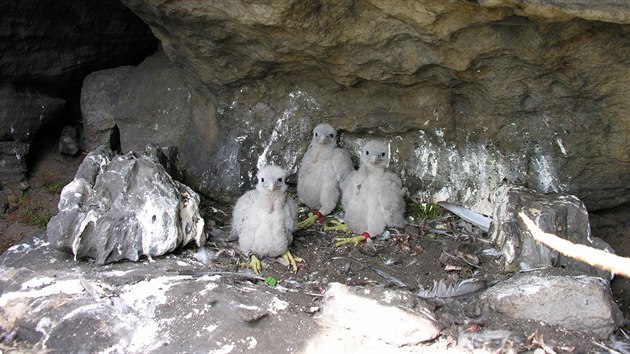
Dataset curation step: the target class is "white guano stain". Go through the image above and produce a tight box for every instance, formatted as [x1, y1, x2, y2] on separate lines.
[0, 279, 85, 307]
[556, 137, 567, 155]
[408, 130, 546, 215]
[531, 153, 560, 193]
[256, 90, 319, 170]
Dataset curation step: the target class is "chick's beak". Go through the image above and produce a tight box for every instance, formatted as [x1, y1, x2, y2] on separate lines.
[368, 154, 381, 164]
[316, 135, 330, 145]
[264, 180, 279, 191]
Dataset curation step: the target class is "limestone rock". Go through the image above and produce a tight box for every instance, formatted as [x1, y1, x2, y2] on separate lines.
[80, 51, 224, 198]
[81, 66, 135, 149]
[0, 232, 315, 353]
[315, 282, 440, 347]
[480, 270, 623, 339]
[489, 185, 614, 277]
[46, 144, 205, 264]
[478, 0, 630, 24]
[0, 84, 65, 183]
[0, 0, 157, 87]
[58, 126, 80, 156]
[100, 1, 630, 212]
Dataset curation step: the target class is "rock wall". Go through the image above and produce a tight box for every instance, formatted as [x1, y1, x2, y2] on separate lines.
[87, 0, 629, 213]
[3, 0, 628, 213]
[0, 0, 157, 87]
[0, 0, 158, 184]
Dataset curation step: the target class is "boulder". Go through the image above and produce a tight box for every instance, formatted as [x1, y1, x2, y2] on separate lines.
[0, 0, 157, 87]
[480, 269, 623, 339]
[490, 185, 614, 277]
[0, 232, 315, 353]
[313, 282, 440, 347]
[58, 126, 80, 156]
[47, 144, 205, 264]
[0, 84, 65, 183]
[80, 51, 225, 197]
[80, 66, 135, 150]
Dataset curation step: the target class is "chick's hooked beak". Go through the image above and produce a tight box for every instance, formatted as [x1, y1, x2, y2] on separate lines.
[263, 179, 280, 191]
[368, 153, 383, 165]
[316, 134, 331, 145]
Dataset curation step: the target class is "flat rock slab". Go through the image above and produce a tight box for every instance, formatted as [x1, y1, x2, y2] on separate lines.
[0, 233, 446, 353]
[313, 282, 440, 348]
[0, 233, 316, 353]
[480, 269, 623, 339]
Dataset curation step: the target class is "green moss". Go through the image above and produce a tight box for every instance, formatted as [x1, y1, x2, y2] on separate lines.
[409, 202, 444, 220]
[22, 208, 50, 229]
[43, 181, 64, 195]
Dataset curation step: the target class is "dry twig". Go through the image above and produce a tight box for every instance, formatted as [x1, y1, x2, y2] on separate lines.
[519, 212, 630, 278]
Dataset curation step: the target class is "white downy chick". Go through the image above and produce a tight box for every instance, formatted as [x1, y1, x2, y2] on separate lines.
[297, 123, 354, 227]
[231, 165, 300, 274]
[340, 139, 406, 238]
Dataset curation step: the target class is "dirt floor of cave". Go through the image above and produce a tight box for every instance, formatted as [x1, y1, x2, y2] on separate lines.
[2, 140, 630, 352]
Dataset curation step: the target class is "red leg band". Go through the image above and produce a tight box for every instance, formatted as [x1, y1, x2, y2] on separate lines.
[314, 211, 325, 223]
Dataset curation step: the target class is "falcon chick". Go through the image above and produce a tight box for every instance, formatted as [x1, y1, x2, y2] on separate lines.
[297, 123, 354, 229]
[231, 165, 302, 274]
[330, 139, 406, 246]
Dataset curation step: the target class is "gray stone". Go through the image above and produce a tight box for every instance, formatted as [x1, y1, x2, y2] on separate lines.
[81, 66, 135, 149]
[0, 0, 157, 87]
[0, 142, 29, 184]
[0, 232, 316, 353]
[80, 51, 220, 197]
[480, 270, 623, 339]
[0, 84, 65, 182]
[46, 144, 205, 264]
[314, 282, 440, 347]
[0, 85, 65, 143]
[58, 126, 80, 156]
[87, 0, 630, 211]
[478, 0, 630, 23]
[489, 185, 614, 278]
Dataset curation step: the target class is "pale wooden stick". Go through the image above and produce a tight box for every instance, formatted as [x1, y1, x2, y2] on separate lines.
[518, 212, 630, 278]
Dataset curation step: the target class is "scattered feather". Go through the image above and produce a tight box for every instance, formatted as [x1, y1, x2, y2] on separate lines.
[610, 334, 630, 354]
[416, 278, 487, 298]
[438, 202, 491, 232]
[195, 246, 217, 265]
[369, 267, 408, 288]
[458, 329, 516, 351]
[482, 248, 503, 257]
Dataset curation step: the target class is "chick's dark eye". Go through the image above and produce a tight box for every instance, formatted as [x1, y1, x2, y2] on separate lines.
[329, 133, 334, 138]
[261, 178, 265, 182]
[381, 152, 386, 157]
[314, 132, 319, 137]
[277, 178, 283, 183]
[365, 151, 369, 155]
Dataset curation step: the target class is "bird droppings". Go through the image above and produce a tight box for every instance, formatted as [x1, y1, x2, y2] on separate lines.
[0, 278, 85, 307]
[407, 130, 552, 215]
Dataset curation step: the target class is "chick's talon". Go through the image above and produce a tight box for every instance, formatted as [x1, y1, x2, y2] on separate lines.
[335, 235, 368, 247]
[242, 254, 266, 275]
[297, 212, 318, 229]
[323, 219, 352, 233]
[282, 250, 303, 272]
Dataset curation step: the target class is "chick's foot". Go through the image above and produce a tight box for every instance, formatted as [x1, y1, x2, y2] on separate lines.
[282, 250, 304, 272]
[323, 219, 352, 233]
[242, 254, 267, 275]
[335, 232, 370, 247]
[297, 211, 324, 229]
